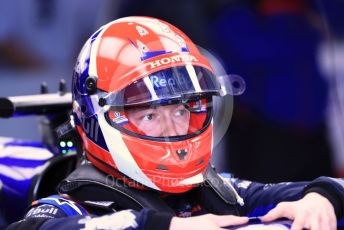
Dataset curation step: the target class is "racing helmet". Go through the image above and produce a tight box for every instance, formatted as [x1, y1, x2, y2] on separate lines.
[72, 16, 244, 193]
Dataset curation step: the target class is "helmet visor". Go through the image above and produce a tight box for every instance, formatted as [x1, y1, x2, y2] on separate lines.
[101, 65, 245, 107]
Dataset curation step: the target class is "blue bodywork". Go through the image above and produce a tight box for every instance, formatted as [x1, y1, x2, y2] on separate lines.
[0, 137, 54, 225]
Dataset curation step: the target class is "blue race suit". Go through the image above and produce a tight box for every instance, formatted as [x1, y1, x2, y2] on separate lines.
[6, 163, 344, 230]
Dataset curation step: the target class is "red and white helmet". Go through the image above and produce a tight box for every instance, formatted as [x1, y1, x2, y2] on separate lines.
[72, 16, 244, 193]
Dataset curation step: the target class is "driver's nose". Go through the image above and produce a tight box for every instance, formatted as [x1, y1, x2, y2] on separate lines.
[161, 115, 178, 137]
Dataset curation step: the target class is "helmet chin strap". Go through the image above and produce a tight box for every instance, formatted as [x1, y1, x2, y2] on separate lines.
[204, 165, 244, 206]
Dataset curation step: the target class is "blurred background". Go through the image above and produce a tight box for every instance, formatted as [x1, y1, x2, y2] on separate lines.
[1, 0, 344, 184]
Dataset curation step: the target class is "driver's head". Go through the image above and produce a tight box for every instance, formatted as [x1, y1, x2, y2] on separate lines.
[72, 16, 244, 193]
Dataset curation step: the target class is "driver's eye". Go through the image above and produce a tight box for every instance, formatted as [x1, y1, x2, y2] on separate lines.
[175, 109, 186, 116]
[143, 114, 153, 121]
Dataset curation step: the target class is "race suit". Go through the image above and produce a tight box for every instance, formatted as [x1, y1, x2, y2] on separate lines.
[6, 163, 344, 230]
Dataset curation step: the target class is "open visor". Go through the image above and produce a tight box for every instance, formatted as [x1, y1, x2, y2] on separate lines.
[100, 65, 245, 107]
[105, 98, 212, 140]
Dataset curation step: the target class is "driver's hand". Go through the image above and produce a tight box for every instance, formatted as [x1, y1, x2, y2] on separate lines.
[169, 214, 249, 230]
[261, 192, 336, 230]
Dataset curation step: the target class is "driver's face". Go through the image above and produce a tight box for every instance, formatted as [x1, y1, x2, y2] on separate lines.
[126, 104, 190, 137]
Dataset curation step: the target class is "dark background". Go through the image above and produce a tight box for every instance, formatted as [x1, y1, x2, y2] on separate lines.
[1, 0, 344, 182]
